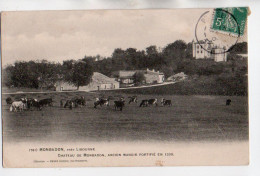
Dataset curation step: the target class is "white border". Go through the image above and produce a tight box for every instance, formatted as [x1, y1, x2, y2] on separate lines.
[0, 0, 259, 176]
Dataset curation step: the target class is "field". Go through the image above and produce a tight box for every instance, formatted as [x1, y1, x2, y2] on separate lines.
[2, 90, 248, 143]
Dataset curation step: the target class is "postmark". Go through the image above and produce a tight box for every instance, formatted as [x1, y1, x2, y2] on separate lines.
[195, 8, 248, 54]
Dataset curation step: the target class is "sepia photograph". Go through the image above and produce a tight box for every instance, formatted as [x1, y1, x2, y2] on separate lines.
[1, 7, 249, 167]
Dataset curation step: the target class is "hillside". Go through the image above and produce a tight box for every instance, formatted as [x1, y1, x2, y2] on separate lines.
[106, 75, 248, 96]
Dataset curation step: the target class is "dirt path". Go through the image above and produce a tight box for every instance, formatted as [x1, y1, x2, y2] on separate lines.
[2, 81, 177, 95]
[97, 81, 177, 91]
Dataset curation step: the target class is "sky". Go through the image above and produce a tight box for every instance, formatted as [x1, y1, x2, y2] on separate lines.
[0, 8, 237, 66]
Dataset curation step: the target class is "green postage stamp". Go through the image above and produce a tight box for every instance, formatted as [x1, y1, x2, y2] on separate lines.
[211, 7, 248, 36]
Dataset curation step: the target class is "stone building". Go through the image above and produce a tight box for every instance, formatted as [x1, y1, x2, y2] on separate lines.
[192, 39, 227, 62]
[55, 72, 119, 91]
[113, 68, 165, 87]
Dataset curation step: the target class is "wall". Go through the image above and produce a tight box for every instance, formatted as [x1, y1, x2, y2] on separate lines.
[78, 81, 120, 91]
[121, 78, 134, 84]
[57, 81, 120, 91]
[212, 49, 227, 62]
[193, 43, 212, 59]
[158, 75, 165, 83]
[144, 74, 159, 84]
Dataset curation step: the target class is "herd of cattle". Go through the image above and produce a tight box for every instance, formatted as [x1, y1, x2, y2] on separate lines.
[7, 97, 53, 112]
[5, 96, 173, 112]
[6, 95, 232, 112]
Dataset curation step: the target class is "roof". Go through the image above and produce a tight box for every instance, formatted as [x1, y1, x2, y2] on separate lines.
[167, 72, 187, 80]
[145, 70, 164, 75]
[118, 71, 136, 77]
[193, 39, 213, 44]
[237, 54, 248, 57]
[92, 72, 118, 84]
[120, 76, 135, 79]
[56, 72, 118, 86]
[116, 69, 164, 78]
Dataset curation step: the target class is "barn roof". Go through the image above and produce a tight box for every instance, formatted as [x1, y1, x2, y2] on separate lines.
[92, 72, 119, 84]
[114, 69, 164, 78]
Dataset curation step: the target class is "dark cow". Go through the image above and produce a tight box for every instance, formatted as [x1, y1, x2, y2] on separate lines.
[114, 100, 125, 111]
[27, 98, 39, 110]
[128, 96, 138, 104]
[30, 100, 42, 110]
[60, 99, 64, 107]
[140, 98, 158, 107]
[148, 99, 158, 106]
[39, 98, 53, 107]
[64, 100, 74, 109]
[226, 99, 231, 106]
[6, 97, 13, 105]
[139, 100, 149, 107]
[161, 98, 172, 106]
[73, 96, 86, 107]
[94, 98, 110, 108]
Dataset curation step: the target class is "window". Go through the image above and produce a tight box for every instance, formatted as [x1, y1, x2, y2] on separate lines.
[201, 50, 203, 53]
[197, 45, 199, 49]
[197, 51, 199, 53]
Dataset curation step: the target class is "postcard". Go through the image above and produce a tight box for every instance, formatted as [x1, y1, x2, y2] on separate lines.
[1, 8, 249, 167]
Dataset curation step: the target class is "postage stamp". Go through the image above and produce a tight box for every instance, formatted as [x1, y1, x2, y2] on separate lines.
[211, 7, 248, 36]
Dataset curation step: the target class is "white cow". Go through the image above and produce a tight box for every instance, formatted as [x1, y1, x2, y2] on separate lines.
[10, 101, 26, 112]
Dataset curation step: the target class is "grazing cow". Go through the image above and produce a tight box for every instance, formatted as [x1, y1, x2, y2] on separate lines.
[39, 98, 53, 107]
[226, 99, 231, 106]
[64, 100, 74, 109]
[60, 99, 64, 107]
[27, 98, 39, 110]
[73, 96, 86, 107]
[32, 101, 42, 110]
[114, 100, 125, 111]
[128, 96, 138, 104]
[148, 99, 158, 106]
[139, 100, 149, 107]
[10, 101, 26, 112]
[94, 98, 110, 108]
[6, 97, 13, 105]
[161, 98, 172, 106]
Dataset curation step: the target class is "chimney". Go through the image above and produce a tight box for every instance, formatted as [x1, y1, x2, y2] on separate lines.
[152, 69, 155, 72]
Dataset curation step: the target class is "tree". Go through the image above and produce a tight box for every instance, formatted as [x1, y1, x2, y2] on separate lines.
[134, 71, 145, 85]
[36, 60, 60, 90]
[146, 45, 158, 56]
[230, 42, 247, 54]
[112, 48, 125, 59]
[160, 65, 175, 78]
[69, 61, 93, 90]
[185, 42, 193, 59]
[2, 65, 14, 88]
[163, 40, 187, 56]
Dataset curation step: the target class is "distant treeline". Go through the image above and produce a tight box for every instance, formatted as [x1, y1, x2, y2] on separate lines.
[3, 60, 93, 90]
[2, 40, 248, 95]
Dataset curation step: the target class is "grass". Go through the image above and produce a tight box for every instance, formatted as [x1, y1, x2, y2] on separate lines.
[108, 76, 247, 96]
[2, 91, 248, 143]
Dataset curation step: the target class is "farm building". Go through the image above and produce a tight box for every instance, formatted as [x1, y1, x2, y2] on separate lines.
[55, 72, 119, 91]
[167, 72, 188, 82]
[113, 68, 165, 86]
[115, 71, 136, 84]
[144, 68, 165, 84]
